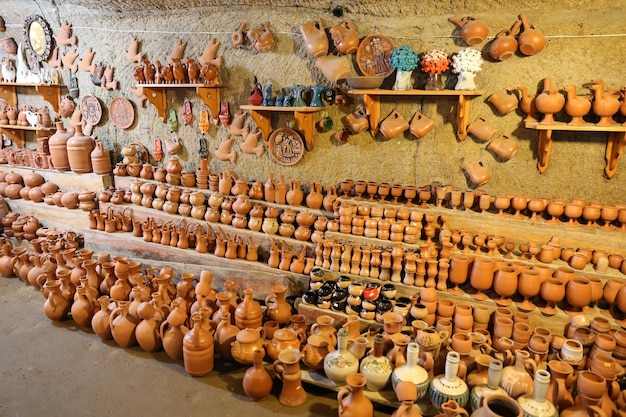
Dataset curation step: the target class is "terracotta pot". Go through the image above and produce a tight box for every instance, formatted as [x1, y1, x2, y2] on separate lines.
[300, 19, 328, 57]
[337, 373, 373, 417]
[488, 88, 519, 115]
[449, 16, 489, 45]
[66, 125, 95, 173]
[517, 14, 546, 56]
[464, 159, 491, 186]
[380, 110, 409, 140]
[90, 140, 111, 174]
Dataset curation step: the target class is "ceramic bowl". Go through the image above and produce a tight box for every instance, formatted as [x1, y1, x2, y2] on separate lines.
[345, 76, 385, 90]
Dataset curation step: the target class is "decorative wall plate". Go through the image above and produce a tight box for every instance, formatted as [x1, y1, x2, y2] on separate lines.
[109, 96, 134, 129]
[80, 94, 102, 126]
[268, 127, 305, 166]
[356, 34, 395, 77]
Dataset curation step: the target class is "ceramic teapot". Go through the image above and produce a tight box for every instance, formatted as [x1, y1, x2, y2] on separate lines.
[231, 326, 266, 365]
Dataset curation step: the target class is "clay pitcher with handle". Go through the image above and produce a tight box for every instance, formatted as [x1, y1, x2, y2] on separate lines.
[449, 16, 489, 45]
[517, 14, 546, 56]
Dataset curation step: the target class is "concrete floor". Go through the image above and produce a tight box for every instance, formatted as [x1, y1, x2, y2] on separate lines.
[0, 277, 394, 417]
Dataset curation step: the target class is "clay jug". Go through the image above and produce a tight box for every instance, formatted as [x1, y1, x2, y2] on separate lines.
[71, 285, 96, 330]
[380, 109, 409, 140]
[43, 280, 70, 322]
[472, 394, 524, 417]
[463, 158, 491, 186]
[499, 349, 536, 399]
[306, 181, 324, 209]
[48, 121, 72, 171]
[302, 334, 334, 370]
[90, 140, 111, 174]
[273, 348, 307, 407]
[518, 369, 558, 417]
[235, 288, 263, 329]
[265, 284, 292, 326]
[329, 20, 359, 55]
[300, 19, 328, 57]
[409, 112, 436, 139]
[449, 16, 489, 45]
[286, 179, 303, 206]
[183, 313, 215, 376]
[488, 88, 519, 115]
[468, 115, 496, 141]
[315, 54, 352, 83]
[489, 20, 522, 61]
[218, 171, 234, 195]
[337, 373, 374, 417]
[488, 134, 519, 161]
[66, 125, 95, 173]
[359, 334, 393, 392]
[243, 349, 273, 401]
[264, 172, 276, 203]
[91, 295, 114, 341]
[546, 360, 575, 410]
[517, 14, 546, 56]
[109, 300, 139, 348]
[0, 241, 14, 278]
[560, 393, 608, 417]
[160, 300, 189, 361]
[214, 311, 239, 362]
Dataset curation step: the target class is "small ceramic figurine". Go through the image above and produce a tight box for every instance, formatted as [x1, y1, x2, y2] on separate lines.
[1, 58, 15, 82]
[248, 77, 263, 105]
[125, 36, 143, 63]
[53, 21, 77, 46]
[247, 22, 275, 53]
[79, 47, 96, 73]
[262, 84, 274, 106]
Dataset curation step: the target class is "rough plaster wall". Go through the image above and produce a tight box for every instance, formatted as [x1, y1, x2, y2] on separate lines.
[2, 0, 625, 204]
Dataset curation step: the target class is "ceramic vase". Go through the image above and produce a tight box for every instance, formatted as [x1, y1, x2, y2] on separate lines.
[183, 313, 215, 376]
[360, 334, 393, 391]
[517, 369, 558, 417]
[324, 328, 359, 386]
[48, 121, 72, 171]
[337, 373, 374, 417]
[391, 342, 430, 400]
[273, 348, 307, 407]
[243, 349, 273, 401]
[66, 124, 95, 173]
[429, 351, 470, 411]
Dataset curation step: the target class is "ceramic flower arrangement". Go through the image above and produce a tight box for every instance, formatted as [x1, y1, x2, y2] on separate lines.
[420, 48, 450, 90]
[390, 44, 419, 90]
[450, 47, 483, 91]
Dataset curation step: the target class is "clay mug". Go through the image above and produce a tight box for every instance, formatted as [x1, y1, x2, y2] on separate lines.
[34, 153, 49, 169]
[343, 106, 369, 134]
[463, 158, 491, 186]
[517, 14, 546, 56]
[488, 88, 519, 115]
[329, 20, 359, 55]
[488, 134, 519, 161]
[333, 128, 350, 145]
[379, 109, 409, 140]
[300, 19, 329, 57]
[560, 339, 583, 363]
[317, 116, 333, 133]
[467, 115, 496, 142]
[488, 20, 522, 61]
[448, 16, 489, 45]
[409, 112, 435, 139]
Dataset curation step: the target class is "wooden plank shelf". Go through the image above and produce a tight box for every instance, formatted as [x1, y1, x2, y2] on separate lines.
[335, 197, 626, 258]
[0, 82, 66, 113]
[99, 202, 315, 260]
[239, 105, 324, 150]
[3, 198, 91, 231]
[82, 228, 309, 299]
[347, 89, 484, 140]
[0, 165, 113, 193]
[0, 125, 56, 149]
[525, 121, 626, 178]
[138, 83, 226, 123]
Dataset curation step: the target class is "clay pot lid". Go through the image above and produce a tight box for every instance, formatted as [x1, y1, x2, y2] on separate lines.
[236, 328, 262, 343]
[272, 328, 297, 341]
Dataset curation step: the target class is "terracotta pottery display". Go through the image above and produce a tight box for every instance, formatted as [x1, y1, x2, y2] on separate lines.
[48, 121, 72, 171]
[272, 348, 307, 407]
[243, 349, 273, 401]
[109, 300, 139, 348]
[43, 280, 70, 321]
[183, 313, 215, 376]
[329, 20, 359, 55]
[337, 373, 373, 417]
[67, 125, 95, 173]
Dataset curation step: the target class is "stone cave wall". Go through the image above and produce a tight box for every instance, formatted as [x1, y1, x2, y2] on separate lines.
[2, 0, 625, 204]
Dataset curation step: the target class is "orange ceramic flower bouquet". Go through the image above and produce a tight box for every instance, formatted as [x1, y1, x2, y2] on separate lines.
[420, 49, 450, 74]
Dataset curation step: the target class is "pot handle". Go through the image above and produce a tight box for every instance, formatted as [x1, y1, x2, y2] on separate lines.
[448, 17, 464, 28]
[272, 360, 284, 381]
[589, 405, 608, 417]
[337, 386, 351, 415]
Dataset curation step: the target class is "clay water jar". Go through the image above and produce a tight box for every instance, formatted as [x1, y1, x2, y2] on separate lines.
[379, 110, 409, 140]
[488, 134, 519, 161]
[463, 159, 491, 186]
[488, 88, 519, 115]
[517, 14, 546, 56]
[409, 112, 435, 139]
[488, 20, 522, 61]
[300, 19, 328, 57]
[467, 115, 496, 141]
[449, 16, 489, 45]
[329, 20, 359, 55]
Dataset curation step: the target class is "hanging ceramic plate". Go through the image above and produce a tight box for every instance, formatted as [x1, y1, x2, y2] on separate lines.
[356, 34, 395, 77]
[268, 127, 305, 166]
[109, 96, 135, 129]
[80, 94, 102, 126]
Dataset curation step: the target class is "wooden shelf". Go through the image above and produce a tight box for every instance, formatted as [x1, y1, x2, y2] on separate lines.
[0, 165, 113, 192]
[239, 105, 325, 150]
[347, 89, 485, 140]
[3, 198, 91, 231]
[137, 83, 226, 123]
[82, 228, 309, 299]
[0, 125, 56, 148]
[0, 82, 66, 113]
[525, 121, 626, 178]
